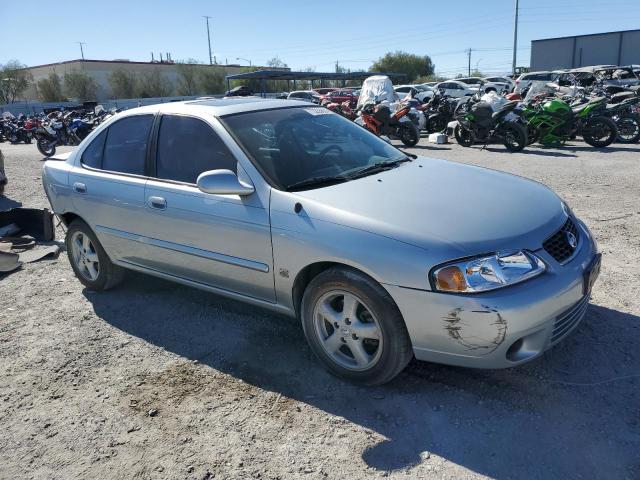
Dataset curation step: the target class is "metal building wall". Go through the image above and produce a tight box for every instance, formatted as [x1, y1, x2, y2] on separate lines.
[530, 30, 640, 71]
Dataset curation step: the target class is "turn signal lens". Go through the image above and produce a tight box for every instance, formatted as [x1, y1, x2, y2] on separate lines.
[434, 266, 468, 292]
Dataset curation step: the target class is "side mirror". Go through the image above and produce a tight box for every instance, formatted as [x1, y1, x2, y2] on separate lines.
[196, 169, 255, 196]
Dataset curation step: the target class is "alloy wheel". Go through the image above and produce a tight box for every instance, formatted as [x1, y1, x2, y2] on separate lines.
[312, 290, 383, 371]
[70, 231, 100, 281]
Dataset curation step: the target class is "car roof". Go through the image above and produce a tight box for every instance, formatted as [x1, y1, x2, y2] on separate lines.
[116, 98, 312, 118]
[288, 90, 315, 94]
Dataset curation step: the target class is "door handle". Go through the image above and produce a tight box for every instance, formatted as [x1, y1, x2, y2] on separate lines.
[73, 182, 87, 193]
[148, 196, 167, 210]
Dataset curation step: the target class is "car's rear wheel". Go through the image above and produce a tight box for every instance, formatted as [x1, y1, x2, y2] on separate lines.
[66, 219, 124, 290]
[301, 267, 413, 386]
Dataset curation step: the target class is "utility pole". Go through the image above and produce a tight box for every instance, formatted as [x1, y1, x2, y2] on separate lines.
[76, 42, 86, 60]
[512, 0, 519, 75]
[466, 48, 472, 76]
[203, 16, 213, 65]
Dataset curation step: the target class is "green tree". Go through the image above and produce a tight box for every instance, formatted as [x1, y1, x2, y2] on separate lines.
[176, 59, 201, 95]
[64, 70, 98, 101]
[266, 57, 287, 68]
[414, 74, 447, 84]
[0, 60, 32, 104]
[135, 68, 172, 98]
[198, 67, 226, 94]
[370, 51, 435, 83]
[37, 72, 65, 102]
[108, 69, 137, 99]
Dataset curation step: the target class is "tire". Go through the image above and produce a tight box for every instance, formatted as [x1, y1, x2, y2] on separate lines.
[582, 116, 617, 148]
[615, 114, 640, 144]
[37, 138, 56, 157]
[300, 267, 413, 386]
[527, 124, 539, 145]
[454, 123, 475, 147]
[501, 122, 527, 152]
[398, 123, 419, 147]
[65, 219, 124, 291]
[427, 114, 447, 133]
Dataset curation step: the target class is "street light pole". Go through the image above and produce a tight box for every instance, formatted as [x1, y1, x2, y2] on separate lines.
[76, 42, 86, 60]
[236, 58, 251, 67]
[512, 0, 519, 75]
[203, 16, 213, 65]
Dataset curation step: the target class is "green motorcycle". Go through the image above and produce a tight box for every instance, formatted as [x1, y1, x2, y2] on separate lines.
[522, 81, 618, 148]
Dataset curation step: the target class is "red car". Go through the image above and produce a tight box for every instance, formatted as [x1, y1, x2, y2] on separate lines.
[320, 89, 359, 107]
[313, 88, 337, 96]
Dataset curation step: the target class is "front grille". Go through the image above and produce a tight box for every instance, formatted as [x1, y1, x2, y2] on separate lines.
[543, 217, 579, 263]
[551, 296, 589, 344]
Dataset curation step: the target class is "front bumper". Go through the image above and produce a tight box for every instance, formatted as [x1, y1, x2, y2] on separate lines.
[385, 219, 599, 369]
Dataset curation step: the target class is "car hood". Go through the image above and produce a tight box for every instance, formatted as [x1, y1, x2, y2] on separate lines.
[293, 157, 566, 255]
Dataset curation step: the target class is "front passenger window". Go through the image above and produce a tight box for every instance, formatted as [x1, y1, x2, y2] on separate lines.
[156, 115, 237, 184]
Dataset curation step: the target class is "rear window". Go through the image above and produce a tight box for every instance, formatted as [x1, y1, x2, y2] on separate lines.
[102, 115, 154, 175]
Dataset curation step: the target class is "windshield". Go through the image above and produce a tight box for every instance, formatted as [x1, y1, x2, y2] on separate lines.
[222, 107, 407, 191]
[523, 81, 559, 103]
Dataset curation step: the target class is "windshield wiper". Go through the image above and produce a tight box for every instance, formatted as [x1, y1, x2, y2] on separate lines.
[344, 157, 413, 180]
[286, 175, 348, 191]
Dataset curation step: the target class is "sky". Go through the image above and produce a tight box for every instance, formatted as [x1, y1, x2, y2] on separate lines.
[1, 0, 639, 76]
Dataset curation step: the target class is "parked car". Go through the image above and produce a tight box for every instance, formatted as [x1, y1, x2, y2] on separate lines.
[457, 77, 511, 94]
[320, 89, 358, 107]
[225, 85, 253, 97]
[434, 80, 476, 97]
[287, 90, 321, 103]
[313, 88, 337, 96]
[394, 84, 434, 103]
[42, 98, 600, 385]
[484, 76, 515, 90]
[514, 71, 555, 94]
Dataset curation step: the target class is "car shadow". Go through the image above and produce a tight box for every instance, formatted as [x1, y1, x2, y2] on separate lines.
[84, 272, 640, 478]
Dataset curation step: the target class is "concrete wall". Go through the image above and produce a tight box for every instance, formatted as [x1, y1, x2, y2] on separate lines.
[19, 60, 275, 102]
[530, 30, 640, 71]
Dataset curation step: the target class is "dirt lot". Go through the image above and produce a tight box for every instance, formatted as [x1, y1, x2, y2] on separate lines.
[1, 140, 639, 480]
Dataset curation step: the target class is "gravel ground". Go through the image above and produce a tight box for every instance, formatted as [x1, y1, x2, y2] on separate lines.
[0, 140, 639, 480]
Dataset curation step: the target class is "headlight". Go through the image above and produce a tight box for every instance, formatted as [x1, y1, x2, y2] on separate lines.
[431, 250, 546, 293]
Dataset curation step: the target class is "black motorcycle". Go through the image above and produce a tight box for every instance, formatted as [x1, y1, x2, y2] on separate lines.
[454, 99, 528, 152]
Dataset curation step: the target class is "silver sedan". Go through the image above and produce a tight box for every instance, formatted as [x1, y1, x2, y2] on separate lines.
[42, 99, 600, 385]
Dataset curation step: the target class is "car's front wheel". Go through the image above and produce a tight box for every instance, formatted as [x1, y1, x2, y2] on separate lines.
[66, 219, 124, 290]
[301, 267, 413, 386]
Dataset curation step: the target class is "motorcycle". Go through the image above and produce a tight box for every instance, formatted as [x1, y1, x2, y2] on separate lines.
[522, 81, 618, 147]
[35, 110, 97, 157]
[453, 97, 528, 152]
[325, 100, 358, 120]
[357, 100, 420, 147]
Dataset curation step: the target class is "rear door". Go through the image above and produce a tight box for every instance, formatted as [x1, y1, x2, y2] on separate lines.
[69, 114, 155, 263]
[140, 114, 275, 301]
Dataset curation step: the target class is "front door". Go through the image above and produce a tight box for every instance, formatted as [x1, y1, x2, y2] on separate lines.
[139, 114, 275, 302]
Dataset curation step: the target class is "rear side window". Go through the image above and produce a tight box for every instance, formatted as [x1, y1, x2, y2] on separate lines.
[155, 115, 237, 184]
[81, 130, 106, 168]
[102, 115, 154, 175]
